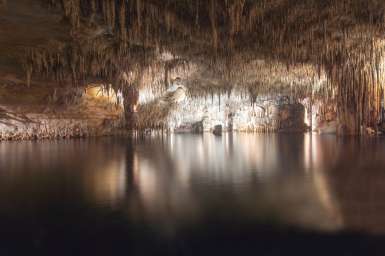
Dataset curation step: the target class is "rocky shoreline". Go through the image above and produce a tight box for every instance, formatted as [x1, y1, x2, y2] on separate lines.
[0, 117, 123, 141]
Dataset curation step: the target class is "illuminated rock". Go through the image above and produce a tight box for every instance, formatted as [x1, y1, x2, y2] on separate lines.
[164, 92, 306, 133]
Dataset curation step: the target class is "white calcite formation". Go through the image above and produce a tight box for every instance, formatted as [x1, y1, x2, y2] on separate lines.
[162, 90, 307, 133]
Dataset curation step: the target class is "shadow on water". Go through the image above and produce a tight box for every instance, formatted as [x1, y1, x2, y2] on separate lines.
[1, 134, 385, 255]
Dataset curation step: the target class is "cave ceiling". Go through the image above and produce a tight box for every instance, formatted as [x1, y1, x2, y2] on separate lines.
[0, 0, 384, 98]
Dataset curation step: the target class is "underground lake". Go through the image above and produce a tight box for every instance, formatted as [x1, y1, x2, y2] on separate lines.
[1, 134, 385, 255]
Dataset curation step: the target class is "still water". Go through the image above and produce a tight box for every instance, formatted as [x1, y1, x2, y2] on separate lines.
[1, 134, 385, 255]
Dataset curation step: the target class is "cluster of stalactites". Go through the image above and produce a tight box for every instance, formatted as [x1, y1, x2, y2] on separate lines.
[24, 0, 385, 134]
[23, 38, 158, 89]
[32, 0, 273, 81]
[33, 0, 385, 79]
[324, 39, 385, 134]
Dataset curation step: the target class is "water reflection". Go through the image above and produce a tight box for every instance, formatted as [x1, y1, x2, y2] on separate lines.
[128, 134, 343, 234]
[2, 134, 385, 236]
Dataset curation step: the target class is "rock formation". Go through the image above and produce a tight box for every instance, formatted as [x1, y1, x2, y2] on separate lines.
[2, 0, 385, 137]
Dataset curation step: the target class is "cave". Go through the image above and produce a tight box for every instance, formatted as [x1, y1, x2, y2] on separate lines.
[2, 1, 385, 255]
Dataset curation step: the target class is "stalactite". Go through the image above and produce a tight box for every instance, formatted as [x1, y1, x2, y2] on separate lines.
[136, 0, 142, 35]
[163, 64, 169, 90]
[209, 0, 218, 52]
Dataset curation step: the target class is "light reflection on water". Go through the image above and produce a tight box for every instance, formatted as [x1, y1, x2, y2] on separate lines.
[1, 134, 385, 236]
[129, 134, 343, 234]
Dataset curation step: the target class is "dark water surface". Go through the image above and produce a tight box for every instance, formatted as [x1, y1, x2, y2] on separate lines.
[1, 134, 385, 255]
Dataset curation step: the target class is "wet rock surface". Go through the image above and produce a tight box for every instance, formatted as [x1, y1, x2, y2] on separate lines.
[165, 93, 307, 133]
[0, 115, 121, 141]
[0, 86, 124, 141]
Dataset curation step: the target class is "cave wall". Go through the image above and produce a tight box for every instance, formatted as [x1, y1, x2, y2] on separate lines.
[0, 115, 118, 141]
[2, 0, 385, 136]
[163, 91, 307, 133]
[0, 85, 124, 141]
[168, 94, 305, 132]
